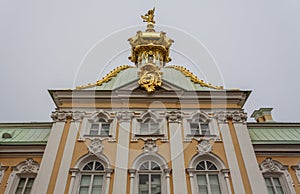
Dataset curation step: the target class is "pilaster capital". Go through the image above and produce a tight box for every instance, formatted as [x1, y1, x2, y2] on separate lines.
[167, 111, 181, 123]
[51, 111, 85, 122]
[116, 111, 133, 122]
[215, 110, 247, 124]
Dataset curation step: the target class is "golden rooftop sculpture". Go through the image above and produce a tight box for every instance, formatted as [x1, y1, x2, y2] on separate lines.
[141, 7, 156, 24]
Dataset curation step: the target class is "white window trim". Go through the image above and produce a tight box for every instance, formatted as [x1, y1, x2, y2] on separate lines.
[0, 163, 8, 184]
[4, 158, 39, 194]
[79, 111, 117, 142]
[260, 158, 296, 194]
[129, 153, 171, 194]
[187, 153, 230, 194]
[183, 111, 220, 142]
[69, 154, 113, 194]
[291, 163, 300, 186]
[132, 111, 168, 142]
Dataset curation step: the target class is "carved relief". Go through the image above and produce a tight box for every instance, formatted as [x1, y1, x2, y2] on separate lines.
[143, 140, 158, 154]
[260, 157, 279, 172]
[51, 111, 85, 122]
[197, 140, 213, 155]
[88, 138, 104, 155]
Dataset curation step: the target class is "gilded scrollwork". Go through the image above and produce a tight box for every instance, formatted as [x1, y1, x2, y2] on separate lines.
[138, 63, 162, 93]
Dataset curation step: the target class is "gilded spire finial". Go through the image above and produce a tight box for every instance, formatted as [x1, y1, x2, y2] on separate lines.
[141, 7, 155, 24]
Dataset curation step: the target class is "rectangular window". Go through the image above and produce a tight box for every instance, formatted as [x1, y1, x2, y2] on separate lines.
[197, 175, 208, 194]
[190, 123, 210, 135]
[140, 122, 160, 135]
[89, 123, 110, 136]
[15, 177, 35, 194]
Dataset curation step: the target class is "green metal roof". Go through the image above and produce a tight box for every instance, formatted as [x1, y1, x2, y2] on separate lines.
[0, 126, 51, 145]
[248, 127, 300, 144]
[83, 67, 219, 91]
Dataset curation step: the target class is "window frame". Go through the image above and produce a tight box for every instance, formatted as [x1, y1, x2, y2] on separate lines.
[187, 154, 230, 194]
[4, 158, 39, 194]
[132, 111, 168, 142]
[70, 154, 113, 194]
[183, 112, 220, 142]
[80, 111, 117, 141]
[138, 161, 162, 194]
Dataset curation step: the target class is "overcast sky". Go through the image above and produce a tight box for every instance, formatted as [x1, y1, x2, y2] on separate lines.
[0, 0, 299, 122]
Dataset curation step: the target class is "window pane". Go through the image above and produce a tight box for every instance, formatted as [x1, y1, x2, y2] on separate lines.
[95, 162, 104, 171]
[140, 123, 149, 134]
[151, 174, 161, 194]
[16, 178, 26, 194]
[79, 175, 91, 194]
[196, 161, 205, 170]
[206, 161, 217, 170]
[139, 175, 149, 194]
[91, 175, 103, 194]
[151, 162, 160, 170]
[150, 123, 159, 134]
[140, 162, 149, 170]
[209, 175, 221, 194]
[273, 178, 284, 194]
[83, 162, 94, 170]
[264, 178, 275, 194]
[24, 178, 35, 194]
[197, 175, 208, 194]
[90, 129, 99, 135]
[91, 124, 99, 129]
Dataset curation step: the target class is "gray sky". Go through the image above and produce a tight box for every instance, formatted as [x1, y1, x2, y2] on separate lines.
[0, 0, 299, 122]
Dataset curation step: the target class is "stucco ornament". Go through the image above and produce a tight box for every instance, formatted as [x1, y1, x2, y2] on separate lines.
[197, 140, 213, 155]
[261, 157, 278, 172]
[88, 138, 104, 155]
[143, 140, 158, 154]
[14, 158, 39, 173]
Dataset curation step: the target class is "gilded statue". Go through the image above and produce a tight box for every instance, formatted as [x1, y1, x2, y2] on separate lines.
[141, 7, 155, 24]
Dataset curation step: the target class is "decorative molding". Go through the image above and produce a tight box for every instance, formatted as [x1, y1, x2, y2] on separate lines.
[260, 157, 281, 172]
[76, 65, 134, 89]
[117, 111, 133, 122]
[138, 63, 162, 93]
[0, 163, 8, 183]
[167, 111, 181, 123]
[143, 140, 158, 154]
[197, 140, 213, 155]
[291, 163, 300, 185]
[51, 111, 85, 122]
[12, 158, 39, 173]
[88, 138, 104, 155]
[215, 110, 247, 124]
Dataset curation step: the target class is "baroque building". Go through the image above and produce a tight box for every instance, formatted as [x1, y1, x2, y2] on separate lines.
[0, 8, 300, 194]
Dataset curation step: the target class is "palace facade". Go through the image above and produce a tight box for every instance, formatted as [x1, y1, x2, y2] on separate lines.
[0, 9, 300, 194]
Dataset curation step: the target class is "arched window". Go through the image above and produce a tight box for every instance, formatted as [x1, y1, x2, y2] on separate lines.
[138, 161, 162, 194]
[78, 161, 105, 194]
[129, 150, 171, 194]
[187, 154, 230, 194]
[195, 161, 221, 194]
[70, 154, 113, 194]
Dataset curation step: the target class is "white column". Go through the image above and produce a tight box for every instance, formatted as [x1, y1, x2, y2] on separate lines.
[234, 122, 268, 194]
[68, 170, 78, 194]
[187, 169, 196, 194]
[54, 121, 80, 193]
[168, 112, 188, 194]
[112, 112, 132, 194]
[164, 168, 171, 194]
[105, 169, 113, 194]
[219, 123, 246, 194]
[31, 121, 65, 194]
[129, 169, 136, 194]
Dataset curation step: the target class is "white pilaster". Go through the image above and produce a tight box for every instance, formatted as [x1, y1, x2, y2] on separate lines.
[234, 122, 268, 194]
[31, 122, 65, 194]
[219, 123, 246, 194]
[54, 121, 79, 193]
[112, 112, 132, 194]
[168, 111, 188, 194]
